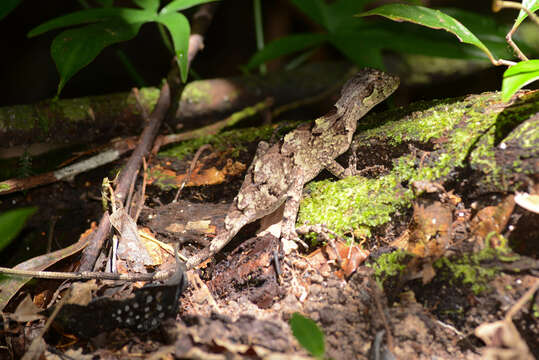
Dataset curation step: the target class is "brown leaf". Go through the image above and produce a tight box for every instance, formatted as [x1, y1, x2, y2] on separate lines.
[0, 224, 95, 311]
[470, 195, 515, 247]
[392, 201, 452, 257]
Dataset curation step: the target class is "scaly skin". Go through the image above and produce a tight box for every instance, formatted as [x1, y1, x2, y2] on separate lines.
[187, 68, 399, 269]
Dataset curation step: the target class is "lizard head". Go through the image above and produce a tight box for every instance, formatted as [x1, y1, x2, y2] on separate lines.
[336, 68, 400, 115]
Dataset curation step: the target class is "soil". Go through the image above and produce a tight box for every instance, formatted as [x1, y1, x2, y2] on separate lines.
[1, 102, 538, 360]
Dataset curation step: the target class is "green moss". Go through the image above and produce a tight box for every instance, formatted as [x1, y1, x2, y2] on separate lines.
[298, 90, 539, 240]
[155, 89, 537, 247]
[59, 97, 92, 122]
[0, 105, 42, 131]
[125, 87, 159, 114]
[148, 169, 177, 191]
[0, 183, 11, 191]
[182, 82, 213, 105]
[160, 122, 298, 160]
[299, 174, 411, 238]
[368, 250, 410, 288]
[434, 240, 515, 295]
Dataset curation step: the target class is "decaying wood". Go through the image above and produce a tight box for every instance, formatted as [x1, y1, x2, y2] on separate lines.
[0, 98, 273, 196]
[78, 3, 216, 274]
[0, 62, 354, 152]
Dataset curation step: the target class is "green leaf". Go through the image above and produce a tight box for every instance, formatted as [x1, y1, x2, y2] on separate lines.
[501, 60, 539, 102]
[359, 4, 497, 63]
[52, 20, 143, 95]
[291, 0, 330, 29]
[331, 23, 490, 68]
[133, 0, 160, 12]
[156, 12, 190, 82]
[0, 207, 37, 252]
[96, 0, 114, 7]
[330, 31, 384, 69]
[325, 0, 371, 32]
[160, 0, 218, 14]
[440, 8, 514, 59]
[0, 0, 22, 21]
[28, 8, 153, 38]
[290, 313, 325, 359]
[513, 0, 539, 28]
[246, 33, 328, 70]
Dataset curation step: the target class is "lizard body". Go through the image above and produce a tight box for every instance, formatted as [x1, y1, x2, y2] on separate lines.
[187, 68, 399, 269]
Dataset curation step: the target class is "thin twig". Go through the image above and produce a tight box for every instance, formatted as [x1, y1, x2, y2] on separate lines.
[22, 288, 70, 360]
[157, 97, 274, 149]
[492, 58, 518, 66]
[133, 157, 148, 223]
[138, 231, 188, 262]
[493, 0, 538, 61]
[132, 87, 150, 121]
[46, 216, 58, 254]
[505, 277, 539, 321]
[0, 147, 130, 196]
[115, 83, 170, 204]
[0, 266, 178, 282]
[79, 212, 111, 272]
[370, 279, 394, 353]
[173, 144, 212, 202]
[505, 26, 529, 62]
[125, 168, 139, 214]
[494, 1, 539, 25]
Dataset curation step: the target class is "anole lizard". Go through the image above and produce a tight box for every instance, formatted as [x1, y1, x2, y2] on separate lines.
[187, 68, 399, 269]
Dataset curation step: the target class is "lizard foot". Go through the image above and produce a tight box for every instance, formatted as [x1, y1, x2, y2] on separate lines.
[281, 230, 309, 255]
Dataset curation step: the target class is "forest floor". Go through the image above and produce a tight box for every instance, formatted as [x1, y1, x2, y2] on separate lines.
[0, 88, 537, 360]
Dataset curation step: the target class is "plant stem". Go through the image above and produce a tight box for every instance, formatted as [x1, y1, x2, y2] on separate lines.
[253, 0, 267, 75]
[494, 1, 539, 25]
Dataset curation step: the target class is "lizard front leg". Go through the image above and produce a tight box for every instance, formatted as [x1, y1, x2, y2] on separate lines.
[325, 150, 388, 179]
[323, 159, 349, 179]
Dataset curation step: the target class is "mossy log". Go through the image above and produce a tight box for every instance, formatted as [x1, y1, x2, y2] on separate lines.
[0, 62, 353, 153]
[297, 89, 538, 237]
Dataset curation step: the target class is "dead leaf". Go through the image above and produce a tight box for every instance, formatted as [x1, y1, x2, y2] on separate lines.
[147, 160, 246, 188]
[67, 280, 98, 306]
[391, 201, 452, 257]
[470, 195, 515, 247]
[186, 220, 213, 233]
[0, 224, 94, 311]
[7, 295, 44, 322]
[474, 319, 534, 360]
[138, 227, 170, 264]
[515, 192, 539, 214]
[110, 206, 154, 271]
[309, 240, 369, 278]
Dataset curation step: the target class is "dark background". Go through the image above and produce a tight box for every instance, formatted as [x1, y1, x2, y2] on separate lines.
[0, 0, 524, 108]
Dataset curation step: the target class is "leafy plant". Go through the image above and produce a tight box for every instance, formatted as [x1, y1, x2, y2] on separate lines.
[501, 59, 539, 101]
[26, 0, 218, 96]
[0, 0, 22, 21]
[247, 1, 537, 102]
[246, 0, 523, 71]
[360, 2, 539, 102]
[0, 207, 37, 252]
[289, 312, 326, 359]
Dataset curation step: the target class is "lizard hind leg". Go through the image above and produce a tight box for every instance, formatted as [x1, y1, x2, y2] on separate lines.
[280, 168, 305, 254]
